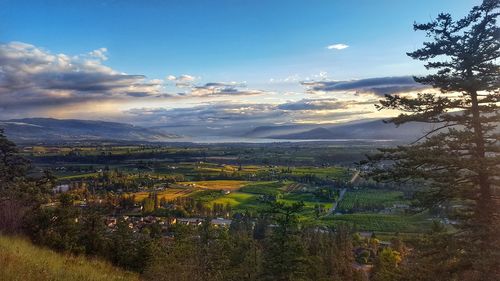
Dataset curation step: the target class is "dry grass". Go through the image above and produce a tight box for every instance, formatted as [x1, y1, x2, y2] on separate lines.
[0, 235, 140, 281]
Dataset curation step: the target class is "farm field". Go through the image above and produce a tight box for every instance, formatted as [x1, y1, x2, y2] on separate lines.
[128, 187, 195, 202]
[321, 213, 431, 233]
[240, 181, 287, 195]
[290, 166, 351, 179]
[208, 192, 261, 210]
[25, 143, 433, 235]
[182, 180, 334, 216]
[178, 180, 248, 190]
[337, 189, 410, 212]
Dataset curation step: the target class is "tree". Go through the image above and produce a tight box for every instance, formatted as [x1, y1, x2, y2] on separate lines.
[79, 207, 107, 256]
[261, 201, 306, 281]
[372, 248, 402, 281]
[0, 129, 29, 194]
[366, 0, 499, 279]
[0, 130, 52, 233]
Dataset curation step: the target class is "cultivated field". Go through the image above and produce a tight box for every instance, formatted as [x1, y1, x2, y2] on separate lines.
[337, 189, 409, 212]
[179, 180, 248, 190]
[128, 187, 195, 202]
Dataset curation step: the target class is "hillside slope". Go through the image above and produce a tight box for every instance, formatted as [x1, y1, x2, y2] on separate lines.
[0, 235, 140, 281]
[0, 118, 178, 143]
[268, 120, 434, 141]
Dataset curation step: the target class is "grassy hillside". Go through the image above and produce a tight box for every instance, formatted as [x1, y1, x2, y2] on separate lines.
[0, 235, 140, 281]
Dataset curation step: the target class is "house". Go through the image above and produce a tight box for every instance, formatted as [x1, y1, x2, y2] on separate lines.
[352, 263, 373, 279]
[393, 203, 410, 209]
[106, 217, 117, 228]
[176, 218, 204, 226]
[358, 231, 374, 240]
[53, 184, 70, 193]
[211, 218, 232, 227]
[379, 241, 392, 247]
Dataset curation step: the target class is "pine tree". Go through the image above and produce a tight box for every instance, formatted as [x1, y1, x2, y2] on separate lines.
[261, 201, 306, 281]
[366, 0, 499, 279]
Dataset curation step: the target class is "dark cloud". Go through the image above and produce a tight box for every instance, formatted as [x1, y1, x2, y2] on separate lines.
[189, 82, 265, 97]
[127, 103, 285, 126]
[0, 42, 165, 113]
[126, 99, 373, 128]
[301, 76, 429, 96]
[126, 92, 151, 97]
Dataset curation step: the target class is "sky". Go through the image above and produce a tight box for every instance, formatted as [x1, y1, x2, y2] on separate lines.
[0, 0, 480, 130]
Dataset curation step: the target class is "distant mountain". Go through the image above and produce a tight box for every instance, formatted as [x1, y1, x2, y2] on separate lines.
[0, 118, 178, 143]
[258, 119, 437, 141]
[275, 127, 336, 139]
[243, 124, 315, 138]
[151, 124, 252, 137]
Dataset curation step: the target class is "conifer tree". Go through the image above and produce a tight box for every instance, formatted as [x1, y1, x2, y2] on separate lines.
[366, 0, 499, 279]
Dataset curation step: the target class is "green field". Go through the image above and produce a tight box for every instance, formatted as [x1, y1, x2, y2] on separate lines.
[290, 166, 351, 179]
[209, 192, 261, 210]
[239, 181, 286, 196]
[186, 180, 334, 216]
[27, 144, 432, 235]
[338, 189, 410, 212]
[321, 213, 431, 233]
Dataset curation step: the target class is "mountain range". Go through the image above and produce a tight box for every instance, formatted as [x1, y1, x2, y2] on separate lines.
[258, 120, 434, 141]
[0, 118, 178, 143]
[0, 117, 440, 143]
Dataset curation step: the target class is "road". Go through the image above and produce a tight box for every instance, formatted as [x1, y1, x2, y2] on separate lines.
[349, 170, 361, 185]
[327, 188, 347, 215]
[326, 170, 360, 216]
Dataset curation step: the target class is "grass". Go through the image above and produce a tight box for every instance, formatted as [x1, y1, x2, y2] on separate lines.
[0, 235, 139, 281]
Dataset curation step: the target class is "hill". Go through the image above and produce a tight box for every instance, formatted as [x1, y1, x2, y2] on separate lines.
[0, 118, 178, 143]
[242, 124, 315, 138]
[266, 119, 434, 141]
[0, 235, 139, 281]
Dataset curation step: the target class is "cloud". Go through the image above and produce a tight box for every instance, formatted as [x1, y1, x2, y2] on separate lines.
[126, 97, 374, 128]
[277, 98, 349, 111]
[0, 42, 165, 114]
[127, 103, 285, 126]
[167, 74, 196, 87]
[301, 76, 429, 96]
[327, 43, 349, 50]
[88, 47, 108, 61]
[189, 82, 266, 97]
